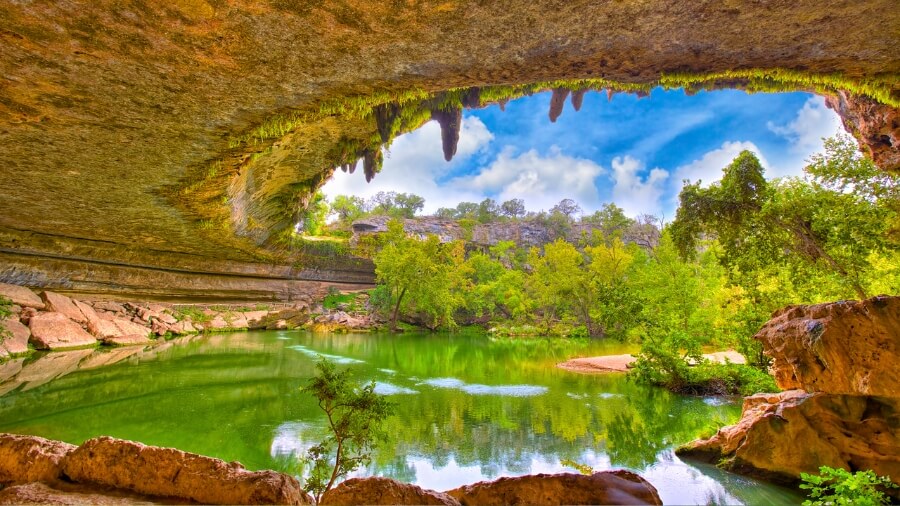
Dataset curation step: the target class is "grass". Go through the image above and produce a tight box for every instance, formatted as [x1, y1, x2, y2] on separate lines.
[172, 306, 212, 323]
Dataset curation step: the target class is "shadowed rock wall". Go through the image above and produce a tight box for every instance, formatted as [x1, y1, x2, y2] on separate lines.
[0, 1, 897, 296]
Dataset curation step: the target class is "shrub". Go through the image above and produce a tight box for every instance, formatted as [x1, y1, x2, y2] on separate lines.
[800, 466, 898, 506]
[301, 358, 393, 503]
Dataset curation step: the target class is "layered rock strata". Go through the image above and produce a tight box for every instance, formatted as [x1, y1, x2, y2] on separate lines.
[677, 296, 900, 486]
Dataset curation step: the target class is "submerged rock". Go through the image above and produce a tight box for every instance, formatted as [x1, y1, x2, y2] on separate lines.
[0, 433, 75, 485]
[322, 477, 460, 506]
[756, 295, 899, 396]
[447, 470, 662, 506]
[676, 391, 900, 484]
[61, 436, 310, 505]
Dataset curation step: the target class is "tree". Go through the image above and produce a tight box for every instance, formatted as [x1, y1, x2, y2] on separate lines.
[330, 195, 367, 224]
[393, 193, 425, 218]
[550, 198, 581, 220]
[476, 198, 501, 223]
[301, 358, 393, 503]
[670, 144, 896, 301]
[583, 203, 634, 242]
[500, 198, 526, 219]
[299, 191, 329, 235]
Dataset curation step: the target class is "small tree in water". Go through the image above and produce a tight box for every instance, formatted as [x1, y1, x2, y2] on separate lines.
[301, 358, 393, 503]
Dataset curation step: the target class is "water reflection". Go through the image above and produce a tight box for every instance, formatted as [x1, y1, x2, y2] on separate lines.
[0, 331, 802, 504]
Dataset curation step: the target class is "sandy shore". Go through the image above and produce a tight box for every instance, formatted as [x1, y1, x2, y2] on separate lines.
[557, 350, 745, 374]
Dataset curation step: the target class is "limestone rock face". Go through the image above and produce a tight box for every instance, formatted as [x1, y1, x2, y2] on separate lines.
[322, 477, 460, 506]
[447, 471, 662, 506]
[0, 283, 44, 310]
[755, 296, 899, 396]
[0, 482, 155, 506]
[0, 433, 76, 485]
[676, 391, 900, 484]
[28, 312, 96, 350]
[827, 91, 900, 172]
[61, 436, 310, 505]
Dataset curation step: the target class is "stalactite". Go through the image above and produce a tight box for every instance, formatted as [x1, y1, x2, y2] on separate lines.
[374, 103, 400, 143]
[548, 88, 569, 123]
[347, 158, 358, 174]
[430, 107, 462, 161]
[606, 89, 615, 102]
[363, 149, 383, 182]
[498, 98, 509, 112]
[461, 87, 481, 108]
[570, 88, 587, 112]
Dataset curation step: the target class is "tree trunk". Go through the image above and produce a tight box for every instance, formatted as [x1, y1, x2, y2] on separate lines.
[390, 287, 407, 332]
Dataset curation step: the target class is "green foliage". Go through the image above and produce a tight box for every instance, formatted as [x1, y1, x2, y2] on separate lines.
[301, 358, 394, 503]
[800, 466, 898, 506]
[0, 296, 12, 343]
[672, 136, 899, 305]
[173, 306, 211, 323]
[322, 291, 356, 310]
[298, 191, 330, 235]
[560, 458, 594, 476]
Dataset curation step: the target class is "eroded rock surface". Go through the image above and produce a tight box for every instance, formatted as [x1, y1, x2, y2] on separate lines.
[28, 312, 97, 350]
[322, 477, 460, 506]
[0, 283, 44, 310]
[676, 391, 900, 484]
[447, 471, 662, 506]
[0, 482, 158, 506]
[0, 433, 75, 485]
[61, 436, 310, 505]
[756, 296, 899, 396]
[827, 91, 900, 172]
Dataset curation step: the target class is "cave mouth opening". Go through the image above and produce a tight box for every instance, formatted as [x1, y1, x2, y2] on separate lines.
[191, 71, 897, 248]
[315, 82, 846, 229]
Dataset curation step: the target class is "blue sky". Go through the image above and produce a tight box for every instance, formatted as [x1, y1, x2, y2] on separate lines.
[322, 88, 843, 220]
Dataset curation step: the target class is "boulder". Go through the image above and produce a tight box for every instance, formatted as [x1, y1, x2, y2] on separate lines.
[0, 317, 30, 355]
[447, 471, 662, 506]
[0, 283, 44, 310]
[208, 314, 229, 330]
[167, 321, 197, 335]
[755, 296, 899, 396]
[91, 301, 126, 314]
[103, 335, 153, 347]
[28, 312, 96, 350]
[61, 436, 310, 505]
[39, 291, 87, 324]
[0, 482, 155, 505]
[0, 433, 76, 484]
[322, 477, 459, 506]
[676, 390, 900, 484]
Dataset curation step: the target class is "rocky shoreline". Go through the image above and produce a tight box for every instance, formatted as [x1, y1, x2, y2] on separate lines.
[0, 434, 662, 505]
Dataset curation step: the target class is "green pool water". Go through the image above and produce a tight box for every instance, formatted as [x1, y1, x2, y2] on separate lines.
[0, 330, 802, 504]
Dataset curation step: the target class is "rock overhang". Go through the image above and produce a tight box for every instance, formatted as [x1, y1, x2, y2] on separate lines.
[0, 0, 897, 296]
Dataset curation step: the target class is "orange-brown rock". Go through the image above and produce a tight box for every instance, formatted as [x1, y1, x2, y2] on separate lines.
[447, 471, 662, 506]
[0, 433, 76, 485]
[322, 477, 460, 506]
[39, 292, 88, 325]
[0, 482, 157, 505]
[755, 296, 899, 396]
[0, 317, 30, 356]
[0, 283, 44, 310]
[27, 312, 97, 350]
[60, 436, 310, 505]
[827, 91, 900, 172]
[676, 391, 900, 485]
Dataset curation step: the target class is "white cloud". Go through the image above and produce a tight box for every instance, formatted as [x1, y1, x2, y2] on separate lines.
[672, 140, 770, 187]
[321, 116, 494, 213]
[608, 155, 669, 217]
[450, 145, 606, 212]
[767, 96, 842, 154]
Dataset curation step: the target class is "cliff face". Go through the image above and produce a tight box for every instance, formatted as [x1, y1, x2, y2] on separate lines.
[351, 216, 659, 250]
[0, 1, 897, 296]
[677, 296, 900, 486]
